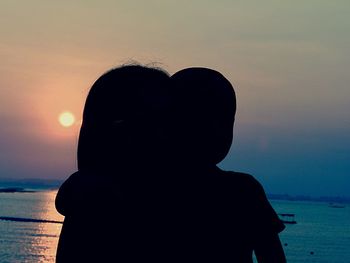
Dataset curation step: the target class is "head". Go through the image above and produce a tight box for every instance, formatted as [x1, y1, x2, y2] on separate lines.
[171, 67, 236, 166]
[77, 65, 171, 174]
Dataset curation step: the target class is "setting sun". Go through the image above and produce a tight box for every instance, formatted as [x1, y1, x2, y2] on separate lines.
[58, 111, 75, 127]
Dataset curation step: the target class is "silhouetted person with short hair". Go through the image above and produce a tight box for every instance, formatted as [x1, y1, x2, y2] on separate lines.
[169, 67, 286, 262]
[55, 65, 172, 262]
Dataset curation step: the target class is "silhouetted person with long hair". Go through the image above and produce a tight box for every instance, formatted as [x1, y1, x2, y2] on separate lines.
[169, 67, 286, 262]
[55, 65, 172, 262]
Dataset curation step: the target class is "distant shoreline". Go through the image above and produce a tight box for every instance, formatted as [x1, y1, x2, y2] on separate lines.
[0, 188, 349, 205]
[0, 178, 62, 192]
[0, 187, 61, 193]
[0, 187, 38, 193]
[0, 178, 349, 204]
[268, 193, 350, 204]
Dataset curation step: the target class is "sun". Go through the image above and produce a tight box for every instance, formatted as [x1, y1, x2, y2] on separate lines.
[58, 111, 75, 127]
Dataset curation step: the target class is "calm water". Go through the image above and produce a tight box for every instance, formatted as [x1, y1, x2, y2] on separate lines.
[270, 200, 350, 263]
[0, 191, 63, 263]
[0, 191, 349, 262]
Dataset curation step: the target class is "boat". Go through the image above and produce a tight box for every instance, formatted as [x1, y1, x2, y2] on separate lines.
[329, 203, 345, 208]
[278, 213, 297, 224]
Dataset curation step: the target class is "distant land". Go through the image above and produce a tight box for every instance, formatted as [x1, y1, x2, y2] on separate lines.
[0, 178, 349, 204]
[0, 187, 37, 193]
[267, 193, 350, 204]
[0, 178, 63, 191]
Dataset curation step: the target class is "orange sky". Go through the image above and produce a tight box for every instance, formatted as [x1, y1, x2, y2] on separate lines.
[0, 1, 349, 196]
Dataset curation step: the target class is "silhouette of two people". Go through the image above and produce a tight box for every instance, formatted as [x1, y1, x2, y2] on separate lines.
[55, 65, 286, 262]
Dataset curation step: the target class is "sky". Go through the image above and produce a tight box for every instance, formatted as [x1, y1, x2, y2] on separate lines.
[0, 0, 349, 197]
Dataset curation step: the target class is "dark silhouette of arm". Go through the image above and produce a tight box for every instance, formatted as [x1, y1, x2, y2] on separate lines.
[254, 233, 286, 263]
[252, 181, 286, 263]
[246, 175, 286, 263]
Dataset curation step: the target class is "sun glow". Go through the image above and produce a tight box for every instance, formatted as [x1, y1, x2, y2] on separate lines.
[58, 111, 75, 127]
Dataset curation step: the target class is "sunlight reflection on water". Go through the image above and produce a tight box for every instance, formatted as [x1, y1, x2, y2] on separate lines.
[0, 191, 63, 263]
[36, 191, 63, 262]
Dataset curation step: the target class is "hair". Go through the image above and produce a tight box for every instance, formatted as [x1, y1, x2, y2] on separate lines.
[77, 65, 171, 174]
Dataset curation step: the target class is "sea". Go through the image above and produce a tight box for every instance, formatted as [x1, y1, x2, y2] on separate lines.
[0, 190, 349, 263]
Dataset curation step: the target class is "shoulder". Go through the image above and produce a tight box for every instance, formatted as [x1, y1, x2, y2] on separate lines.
[216, 168, 264, 193]
[214, 168, 272, 208]
[215, 168, 285, 234]
[55, 171, 80, 215]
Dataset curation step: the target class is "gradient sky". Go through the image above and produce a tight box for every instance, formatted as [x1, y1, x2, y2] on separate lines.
[0, 0, 349, 197]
